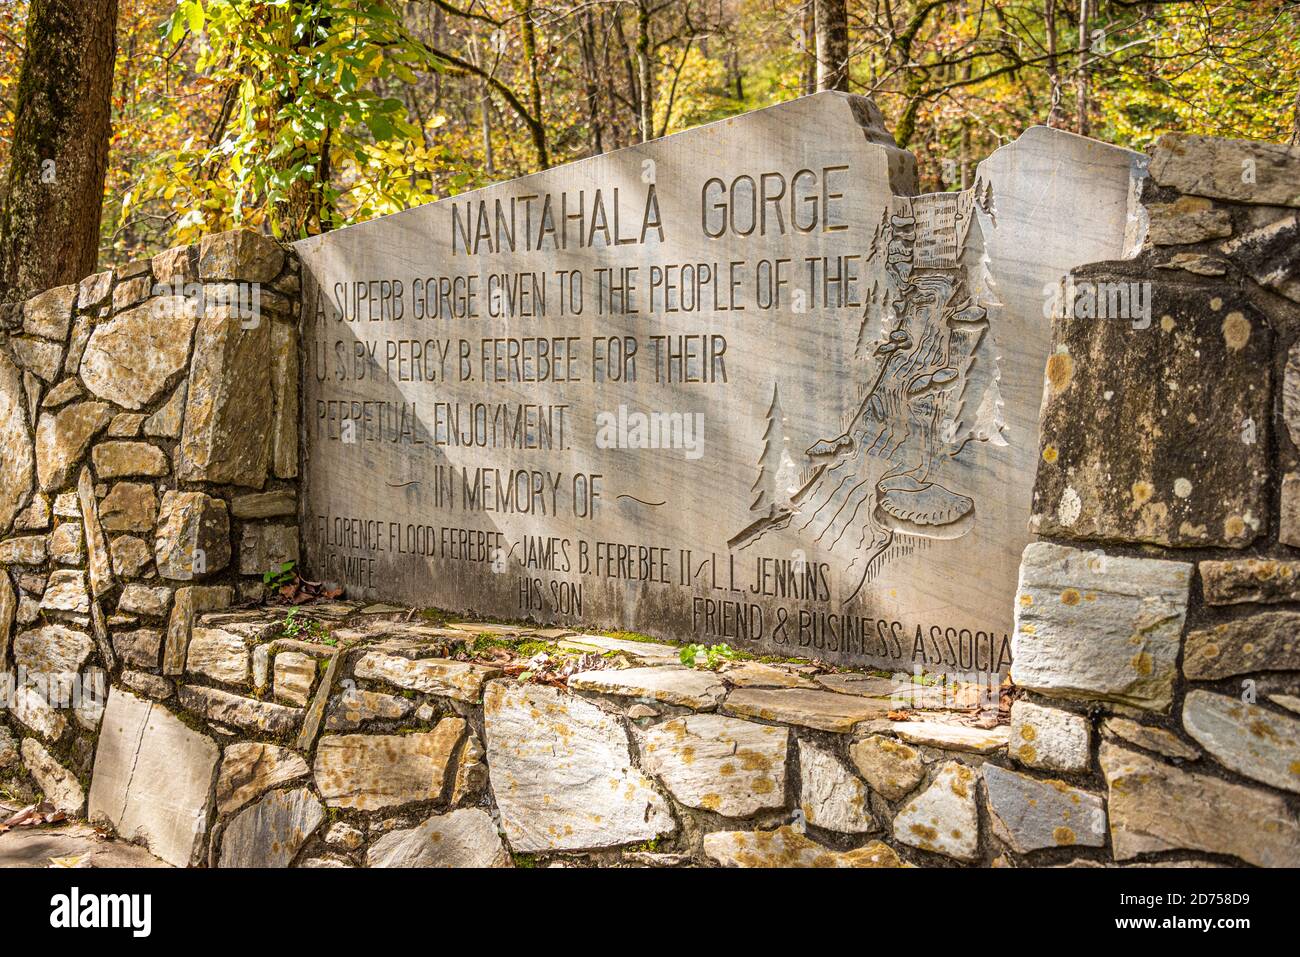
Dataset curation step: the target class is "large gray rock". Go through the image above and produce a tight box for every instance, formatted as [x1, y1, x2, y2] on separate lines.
[721, 687, 891, 732]
[892, 761, 980, 862]
[219, 786, 324, 868]
[1031, 281, 1270, 549]
[176, 308, 271, 488]
[1011, 542, 1192, 711]
[1149, 133, 1300, 207]
[703, 826, 903, 868]
[185, 626, 250, 685]
[639, 713, 788, 817]
[983, 764, 1105, 854]
[12, 623, 93, 676]
[352, 651, 499, 702]
[367, 808, 510, 868]
[1009, 699, 1090, 773]
[849, 734, 926, 801]
[1199, 558, 1300, 606]
[1100, 741, 1300, 867]
[154, 491, 231, 580]
[198, 230, 286, 283]
[484, 681, 674, 851]
[178, 685, 300, 735]
[20, 737, 85, 815]
[313, 720, 465, 810]
[569, 665, 726, 710]
[88, 688, 220, 867]
[0, 351, 34, 534]
[1184, 612, 1300, 680]
[798, 739, 873, 833]
[35, 402, 113, 491]
[216, 742, 311, 814]
[1181, 691, 1300, 794]
[79, 300, 198, 410]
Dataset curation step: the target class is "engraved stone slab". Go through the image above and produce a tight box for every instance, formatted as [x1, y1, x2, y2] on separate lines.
[295, 93, 1143, 675]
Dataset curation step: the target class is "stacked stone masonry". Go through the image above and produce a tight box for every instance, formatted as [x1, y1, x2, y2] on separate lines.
[2, 127, 1300, 867]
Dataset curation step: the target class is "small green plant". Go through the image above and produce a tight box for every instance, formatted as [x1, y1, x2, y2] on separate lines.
[680, 643, 737, 670]
[263, 560, 297, 590]
[280, 607, 330, 643]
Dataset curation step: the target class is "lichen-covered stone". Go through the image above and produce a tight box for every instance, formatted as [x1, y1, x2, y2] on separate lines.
[0, 534, 47, 564]
[154, 491, 231, 579]
[1181, 690, 1300, 793]
[367, 808, 509, 868]
[38, 569, 90, 614]
[110, 535, 153, 577]
[892, 762, 980, 862]
[198, 229, 286, 283]
[1009, 700, 1090, 772]
[21, 737, 84, 815]
[798, 739, 873, 833]
[1100, 741, 1300, 867]
[1145, 196, 1233, 246]
[12, 623, 93, 675]
[231, 489, 296, 519]
[77, 270, 113, 310]
[1011, 542, 1191, 712]
[352, 651, 499, 703]
[849, 734, 926, 801]
[117, 583, 172, 618]
[10, 684, 67, 740]
[1149, 133, 1300, 207]
[162, 585, 233, 675]
[484, 681, 673, 851]
[889, 720, 1009, 754]
[99, 482, 157, 534]
[721, 686, 891, 733]
[704, 826, 903, 868]
[143, 383, 186, 439]
[79, 300, 198, 410]
[214, 742, 310, 815]
[176, 308, 271, 488]
[238, 523, 299, 576]
[639, 713, 788, 817]
[178, 684, 300, 734]
[120, 669, 173, 700]
[219, 786, 323, 868]
[0, 574, 14, 668]
[983, 764, 1105, 854]
[1031, 280, 1270, 548]
[186, 626, 250, 685]
[107, 413, 145, 438]
[40, 378, 82, 408]
[1183, 611, 1300, 680]
[111, 628, 162, 670]
[35, 401, 112, 491]
[324, 688, 413, 731]
[0, 726, 17, 768]
[1199, 558, 1300, 606]
[313, 720, 465, 810]
[569, 665, 726, 710]
[22, 285, 76, 341]
[273, 651, 316, 706]
[88, 688, 219, 868]
[1100, 717, 1200, 761]
[12, 337, 63, 381]
[151, 244, 196, 285]
[91, 441, 168, 479]
[48, 521, 83, 565]
[76, 467, 114, 600]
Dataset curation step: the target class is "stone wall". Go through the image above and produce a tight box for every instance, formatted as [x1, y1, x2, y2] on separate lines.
[0, 230, 302, 832]
[1011, 133, 1300, 867]
[1, 131, 1298, 869]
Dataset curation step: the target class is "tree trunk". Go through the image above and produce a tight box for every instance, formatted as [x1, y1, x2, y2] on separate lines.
[814, 0, 850, 92]
[0, 0, 118, 301]
[800, 1, 817, 95]
[636, 0, 655, 142]
[1045, 0, 1063, 127]
[1076, 0, 1090, 136]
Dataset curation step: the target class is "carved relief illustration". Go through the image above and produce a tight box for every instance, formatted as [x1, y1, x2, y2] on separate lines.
[732, 183, 1006, 604]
